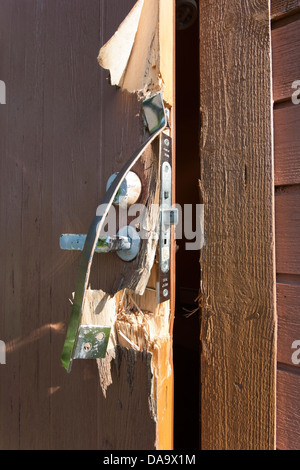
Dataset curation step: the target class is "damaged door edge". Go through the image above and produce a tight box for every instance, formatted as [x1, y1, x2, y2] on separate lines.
[96, 302, 173, 427]
[98, 0, 174, 107]
[96, 0, 175, 352]
[95, 0, 175, 451]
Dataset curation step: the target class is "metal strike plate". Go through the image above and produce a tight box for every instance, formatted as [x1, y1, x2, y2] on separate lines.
[157, 132, 177, 303]
[73, 325, 111, 360]
[162, 208, 179, 226]
[160, 160, 172, 275]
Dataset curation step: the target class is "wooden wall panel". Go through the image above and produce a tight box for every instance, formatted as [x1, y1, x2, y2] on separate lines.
[199, 0, 276, 450]
[271, 0, 300, 19]
[272, 0, 300, 450]
[274, 104, 300, 186]
[277, 283, 300, 364]
[277, 368, 300, 449]
[272, 19, 300, 102]
[275, 190, 300, 275]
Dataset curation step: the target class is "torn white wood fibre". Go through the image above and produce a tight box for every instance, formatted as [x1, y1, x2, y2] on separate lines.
[98, 0, 173, 104]
[95, 289, 171, 423]
[98, 0, 144, 87]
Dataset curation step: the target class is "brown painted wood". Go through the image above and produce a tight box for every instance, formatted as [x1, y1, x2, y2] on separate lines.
[277, 367, 300, 450]
[274, 104, 300, 186]
[0, 0, 106, 449]
[271, 0, 300, 20]
[1, 0, 174, 450]
[1, 0, 176, 451]
[272, 2, 300, 451]
[272, 19, 300, 102]
[199, 0, 276, 450]
[275, 188, 300, 275]
[277, 282, 300, 364]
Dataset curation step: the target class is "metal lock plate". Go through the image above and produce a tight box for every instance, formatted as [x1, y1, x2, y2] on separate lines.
[157, 132, 177, 303]
[142, 93, 166, 134]
[73, 325, 111, 360]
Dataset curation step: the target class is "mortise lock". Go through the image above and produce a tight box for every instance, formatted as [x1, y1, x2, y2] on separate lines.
[156, 133, 178, 303]
[60, 92, 176, 372]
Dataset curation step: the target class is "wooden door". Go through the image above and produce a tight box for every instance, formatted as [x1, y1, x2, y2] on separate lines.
[0, 0, 175, 450]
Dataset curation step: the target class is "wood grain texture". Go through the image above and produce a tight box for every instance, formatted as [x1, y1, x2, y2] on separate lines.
[275, 188, 300, 274]
[159, 0, 175, 106]
[97, 347, 157, 449]
[271, 0, 300, 19]
[199, 0, 276, 450]
[277, 367, 300, 449]
[274, 104, 300, 186]
[277, 282, 300, 364]
[0, 0, 103, 449]
[272, 19, 300, 102]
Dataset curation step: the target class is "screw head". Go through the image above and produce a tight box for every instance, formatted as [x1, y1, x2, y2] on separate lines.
[176, 0, 198, 31]
[96, 332, 105, 342]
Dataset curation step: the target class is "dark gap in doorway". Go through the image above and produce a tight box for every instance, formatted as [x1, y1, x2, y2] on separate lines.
[173, 0, 201, 451]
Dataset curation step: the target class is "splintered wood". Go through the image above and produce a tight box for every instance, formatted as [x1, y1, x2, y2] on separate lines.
[98, 0, 174, 106]
[85, 0, 175, 450]
[83, 275, 172, 448]
[97, 0, 144, 87]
